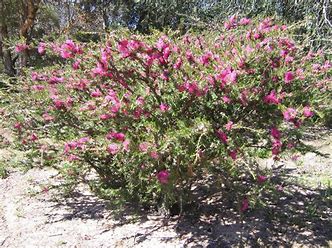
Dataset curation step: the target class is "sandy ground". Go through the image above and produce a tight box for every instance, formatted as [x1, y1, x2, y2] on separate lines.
[0, 167, 189, 248]
[0, 127, 331, 247]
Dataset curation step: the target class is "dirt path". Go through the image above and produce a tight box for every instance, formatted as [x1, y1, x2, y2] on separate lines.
[0, 128, 331, 247]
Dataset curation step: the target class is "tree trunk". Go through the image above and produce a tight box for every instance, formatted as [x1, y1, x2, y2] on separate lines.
[102, 9, 110, 30]
[0, 24, 15, 76]
[17, 0, 41, 74]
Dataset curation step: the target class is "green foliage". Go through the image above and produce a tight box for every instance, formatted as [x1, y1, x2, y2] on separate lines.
[4, 17, 332, 212]
[0, 163, 9, 179]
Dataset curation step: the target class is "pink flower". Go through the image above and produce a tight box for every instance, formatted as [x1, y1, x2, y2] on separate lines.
[72, 59, 81, 70]
[53, 99, 65, 110]
[65, 97, 73, 108]
[31, 72, 41, 81]
[136, 96, 145, 105]
[150, 150, 159, 159]
[92, 62, 106, 76]
[173, 58, 183, 69]
[285, 55, 294, 63]
[222, 96, 231, 104]
[139, 142, 150, 153]
[118, 40, 130, 57]
[227, 70, 237, 84]
[200, 51, 213, 66]
[64, 39, 75, 49]
[48, 76, 64, 85]
[42, 113, 54, 122]
[253, 32, 262, 40]
[240, 90, 249, 106]
[107, 143, 120, 155]
[280, 49, 288, 57]
[284, 71, 294, 84]
[303, 106, 314, 118]
[160, 70, 169, 81]
[276, 185, 284, 192]
[114, 132, 125, 141]
[157, 170, 170, 184]
[185, 50, 195, 63]
[110, 102, 121, 114]
[272, 139, 282, 155]
[64, 141, 78, 153]
[106, 132, 125, 142]
[30, 133, 38, 142]
[257, 175, 268, 183]
[159, 103, 170, 112]
[239, 17, 251, 25]
[78, 137, 89, 144]
[67, 154, 80, 161]
[123, 139, 130, 152]
[91, 89, 103, 98]
[60, 49, 72, 59]
[293, 119, 302, 128]
[270, 127, 281, 139]
[100, 114, 112, 120]
[229, 150, 237, 160]
[283, 108, 297, 121]
[291, 154, 300, 161]
[217, 68, 237, 84]
[15, 44, 29, 52]
[38, 42, 46, 54]
[31, 85, 45, 91]
[225, 121, 233, 131]
[245, 45, 254, 54]
[216, 130, 228, 144]
[312, 64, 321, 72]
[264, 90, 280, 105]
[240, 198, 249, 212]
[14, 122, 22, 130]
[287, 142, 295, 149]
[156, 37, 168, 51]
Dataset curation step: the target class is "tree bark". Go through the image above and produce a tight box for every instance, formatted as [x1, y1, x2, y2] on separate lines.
[17, 0, 41, 73]
[0, 23, 15, 76]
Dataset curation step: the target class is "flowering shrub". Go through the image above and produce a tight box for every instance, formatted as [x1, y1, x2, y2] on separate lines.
[6, 17, 331, 211]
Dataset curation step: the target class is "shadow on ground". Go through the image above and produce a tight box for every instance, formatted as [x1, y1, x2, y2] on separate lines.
[44, 191, 109, 223]
[124, 171, 331, 247]
[43, 166, 331, 247]
[174, 180, 332, 247]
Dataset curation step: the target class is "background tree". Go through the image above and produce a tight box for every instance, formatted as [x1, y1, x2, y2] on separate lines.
[0, 0, 41, 76]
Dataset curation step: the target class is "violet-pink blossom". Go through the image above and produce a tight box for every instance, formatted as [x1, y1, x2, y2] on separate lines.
[283, 107, 297, 121]
[264, 90, 280, 105]
[107, 143, 120, 155]
[270, 127, 281, 139]
[216, 130, 228, 144]
[38, 42, 46, 54]
[240, 198, 249, 212]
[15, 44, 29, 53]
[139, 142, 150, 153]
[257, 175, 268, 183]
[229, 150, 237, 160]
[225, 121, 233, 131]
[157, 170, 170, 184]
[303, 106, 314, 118]
[284, 71, 294, 84]
[159, 103, 170, 112]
